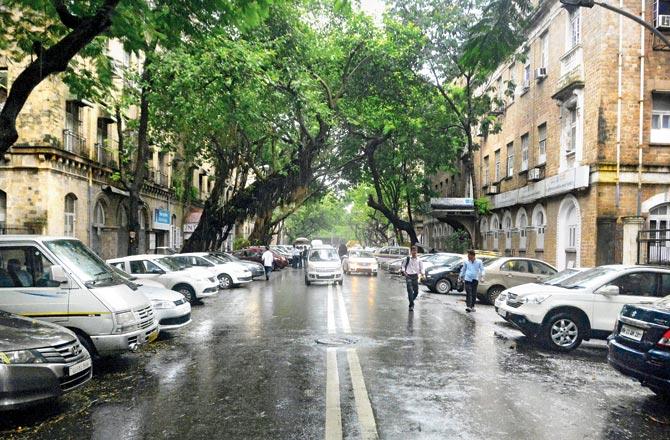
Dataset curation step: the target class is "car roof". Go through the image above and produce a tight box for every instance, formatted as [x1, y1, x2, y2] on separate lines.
[0, 235, 77, 241]
[108, 254, 167, 262]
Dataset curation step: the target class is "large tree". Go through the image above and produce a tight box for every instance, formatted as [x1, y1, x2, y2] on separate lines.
[0, 0, 273, 158]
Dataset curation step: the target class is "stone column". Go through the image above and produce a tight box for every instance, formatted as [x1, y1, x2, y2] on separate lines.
[622, 216, 645, 265]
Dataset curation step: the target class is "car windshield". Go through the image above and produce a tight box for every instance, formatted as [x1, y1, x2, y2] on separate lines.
[44, 239, 121, 286]
[194, 256, 215, 267]
[207, 254, 229, 264]
[157, 257, 185, 271]
[350, 251, 373, 258]
[541, 268, 582, 285]
[310, 249, 339, 261]
[554, 267, 617, 289]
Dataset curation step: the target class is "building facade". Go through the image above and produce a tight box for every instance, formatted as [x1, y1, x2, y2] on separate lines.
[429, 0, 670, 269]
[0, 41, 196, 259]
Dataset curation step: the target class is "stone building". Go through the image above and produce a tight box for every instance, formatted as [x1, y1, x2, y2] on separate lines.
[0, 41, 193, 259]
[428, 0, 670, 269]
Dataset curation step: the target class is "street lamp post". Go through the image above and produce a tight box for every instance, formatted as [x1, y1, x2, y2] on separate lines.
[560, 0, 670, 48]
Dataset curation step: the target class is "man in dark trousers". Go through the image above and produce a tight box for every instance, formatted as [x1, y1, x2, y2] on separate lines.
[401, 245, 424, 312]
[458, 249, 486, 312]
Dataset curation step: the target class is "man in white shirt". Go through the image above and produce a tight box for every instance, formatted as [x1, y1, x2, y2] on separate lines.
[401, 245, 424, 311]
[262, 247, 274, 281]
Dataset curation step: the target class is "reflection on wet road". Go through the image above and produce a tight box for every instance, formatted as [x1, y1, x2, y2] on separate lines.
[2, 269, 669, 439]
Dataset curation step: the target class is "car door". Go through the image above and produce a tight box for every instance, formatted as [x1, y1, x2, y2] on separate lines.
[529, 261, 558, 282]
[591, 271, 661, 332]
[0, 244, 69, 323]
[499, 259, 537, 288]
[129, 259, 164, 282]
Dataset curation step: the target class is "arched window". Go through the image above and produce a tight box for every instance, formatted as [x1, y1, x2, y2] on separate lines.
[64, 194, 77, 237]
[480, 217, 489, 251]
[532, 204, 546, 250]
[503, 211, 513, 250]
[516, 209, 528, 250]
[491, 214, 500, 250]
[93, 201, 106, 227]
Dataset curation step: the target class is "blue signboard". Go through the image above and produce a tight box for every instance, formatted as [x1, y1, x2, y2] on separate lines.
[154, 208, 171, 230]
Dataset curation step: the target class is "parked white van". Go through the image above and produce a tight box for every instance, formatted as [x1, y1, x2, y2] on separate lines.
[0, 236, 158, 358]
[305, 247, 343, 286]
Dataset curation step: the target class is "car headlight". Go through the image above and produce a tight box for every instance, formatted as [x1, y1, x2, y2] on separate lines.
[114, 311, 139, 333]
[497, 293, 507, 302]
[152, 299, 174, 310]
[0, 349, 47, 364]
[520, 294, 551, 305]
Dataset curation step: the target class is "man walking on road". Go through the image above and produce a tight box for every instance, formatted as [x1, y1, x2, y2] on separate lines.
[458, 249, 485, 313]
[402, 245, 424, 312]
[262, 246, 274, 281]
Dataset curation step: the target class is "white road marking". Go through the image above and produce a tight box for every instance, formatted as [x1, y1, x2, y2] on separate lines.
[335, 285, 352, 334]
[327, 285, 336, 334]
[346, 348, 379, 440]
[325, 348, 342, 440]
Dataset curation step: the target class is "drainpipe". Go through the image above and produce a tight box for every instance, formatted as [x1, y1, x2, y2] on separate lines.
[637, 0, 645, 216]
[615, 0, 624, 208]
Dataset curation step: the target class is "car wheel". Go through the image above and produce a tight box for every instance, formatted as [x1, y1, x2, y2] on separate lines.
[220, 274, 233, 289]
[435, 278, 452, 294]
[174, 284, 197, 304]
[485, 286, 505, 304]
[73, 331, 99, 364]
[305, 276, 311, 286]
[337, 280, 343, 285]
[542, 312, 584, 352]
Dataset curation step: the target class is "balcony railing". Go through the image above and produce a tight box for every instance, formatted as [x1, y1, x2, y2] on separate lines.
[149, 167, 170, 187]
[94, 141, 118, 168]
[62, 129, 88, 157]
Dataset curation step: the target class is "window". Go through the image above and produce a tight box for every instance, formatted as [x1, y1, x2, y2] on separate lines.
[530, 261, 555, 275]
[0, 246, 59, 288]
[534, 207, 546, 250]
[494, 150, 501, 182]
[94, 201, 106, 227]
[568, 224, 577, 249]
[568, 9, 581, 49]
[564, 104, 578, 154]
[483, 156, 490, 186]
[506, 142, 514, 177]
[496, 76, 504, 106]
[538, 123, 547, 164]
[64, 194, 77, 237]
[518, 211, 528, 250]
[0, 190, 6, 230]
[521, 133, 529, 171]
[608, 272, 659, 297]
[65, 101, 82, 135]
[661, 274, 670, 296]
[652, 94, 670, 144]
[540, 32, 549, 68]
[501, 260, 529, 273]
[522, 64, 531, 90]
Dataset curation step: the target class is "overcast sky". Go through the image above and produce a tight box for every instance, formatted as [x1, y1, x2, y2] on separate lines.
[358, 0, 387, 24]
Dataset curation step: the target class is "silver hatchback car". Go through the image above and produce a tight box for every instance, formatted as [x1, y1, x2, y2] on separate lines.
[476, 257, 557, 304]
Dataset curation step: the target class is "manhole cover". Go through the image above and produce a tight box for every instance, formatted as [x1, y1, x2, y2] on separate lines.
[315, 337, 357, 346]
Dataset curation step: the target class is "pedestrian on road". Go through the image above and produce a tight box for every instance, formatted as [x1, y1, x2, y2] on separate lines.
[262, 246, 274, 281]
[292, 247, 302, 268]
[401, 245, 424, 312]
[458, 249, 485, 313]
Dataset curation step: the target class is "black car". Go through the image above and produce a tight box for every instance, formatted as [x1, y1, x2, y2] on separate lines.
[422, 256, 496, 294]
[608, 297, 670, 399]
[0, 311, 92, 410]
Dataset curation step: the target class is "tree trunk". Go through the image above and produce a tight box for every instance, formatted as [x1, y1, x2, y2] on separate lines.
[127, 57, 153, 255]
[0, 0, 121, 154]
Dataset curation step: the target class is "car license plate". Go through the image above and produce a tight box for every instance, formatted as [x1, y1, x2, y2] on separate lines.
[148, 329, 159, 343]
[67, 358, 92, 376]
[620, 324, 644, 341]
[496, 308, 507, 319]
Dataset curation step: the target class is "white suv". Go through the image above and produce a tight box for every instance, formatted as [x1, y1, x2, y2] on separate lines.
[495, 265, 670, 351]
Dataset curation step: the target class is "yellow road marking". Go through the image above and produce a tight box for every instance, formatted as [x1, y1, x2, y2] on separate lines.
[325, 348, 342, 440]
[347, 348, 379, 440]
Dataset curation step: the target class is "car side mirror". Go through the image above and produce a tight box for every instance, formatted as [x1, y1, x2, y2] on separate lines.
[50, 265, 69, 285]
[597, 285, 620, 296]
[150, 268, 165, 275]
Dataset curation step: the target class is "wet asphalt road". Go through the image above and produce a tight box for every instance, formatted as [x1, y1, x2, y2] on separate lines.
[2, 268, 670, 439]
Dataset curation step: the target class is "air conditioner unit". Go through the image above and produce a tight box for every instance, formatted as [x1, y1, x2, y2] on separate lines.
[658, 14, 670, 30]
[487, 185, 499, 195]
[535, 67, 547, 81]
[528, 167, 542, 181]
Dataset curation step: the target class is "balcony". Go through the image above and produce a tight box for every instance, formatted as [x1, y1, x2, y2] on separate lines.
[149, 167, 170, 187]
[94, 141, 118, 168]
[62, 129, 88, 157]
[553, 45, 584, 100]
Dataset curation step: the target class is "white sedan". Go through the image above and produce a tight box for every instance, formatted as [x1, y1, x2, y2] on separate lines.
[342, 250, 378, 276]
[107, 254, 219, 304]
[167, 253, 252, 289]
